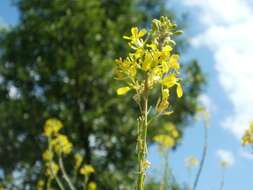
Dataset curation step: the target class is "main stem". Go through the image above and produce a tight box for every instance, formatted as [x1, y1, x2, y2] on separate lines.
[136, 77, 148, 190]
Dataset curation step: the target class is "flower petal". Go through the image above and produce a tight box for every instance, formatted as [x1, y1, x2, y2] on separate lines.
[116, 86, 131, 95]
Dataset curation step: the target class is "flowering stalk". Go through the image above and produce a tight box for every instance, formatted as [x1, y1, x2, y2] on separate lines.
[115, 17, 183, 190]
[42, 119, 96, 190]
[48, 136, 65, 190]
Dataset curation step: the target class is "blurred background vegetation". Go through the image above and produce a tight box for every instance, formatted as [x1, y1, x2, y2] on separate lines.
[0, 0, 205, 189]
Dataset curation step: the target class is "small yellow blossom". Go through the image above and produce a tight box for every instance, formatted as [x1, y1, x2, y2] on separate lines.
[123, 27, 147, 45]
[74, 153, 83, 170]
[80, 165, 95, 175]
[44, 118, 63, 137]
[142, 160, 151, 170]
[42, 150, 53, 161]
[185, 156, 199, 168]
[88, 182, 97, 190]
[154, 135, 175, 149]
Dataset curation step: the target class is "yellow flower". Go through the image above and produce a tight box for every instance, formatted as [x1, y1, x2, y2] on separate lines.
[169, 54, 180, 70]
[153, 135, 175, 149]
[161, 74, 178, 88]
[80, 165, 95, 175]
[74, 153, 83, 169]
[185, 156, 199, 168]
[123, 27, 147, 45]
[142, 51, 153, 71]
[220, 160, 229, 169]
[88, 182, 97, 190]
[44, 118, 63, 137]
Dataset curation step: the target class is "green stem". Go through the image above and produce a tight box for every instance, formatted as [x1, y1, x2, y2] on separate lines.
[219, 170, 225, 190]
[83, 174, 89, 190]
[192, 119, 208, 190]
[136, 76, 149, 190]
[58, 154, 76, 190]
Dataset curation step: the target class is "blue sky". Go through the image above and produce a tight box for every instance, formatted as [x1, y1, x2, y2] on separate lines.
[1, 0, 253, 189]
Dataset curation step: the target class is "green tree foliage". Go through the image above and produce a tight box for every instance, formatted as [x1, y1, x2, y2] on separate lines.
[0, 0, 205, 189]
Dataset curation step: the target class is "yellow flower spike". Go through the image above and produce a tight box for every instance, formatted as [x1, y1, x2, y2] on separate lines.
[80, 165, 95, 175]
[116, 86, 131, 95]
[115, 17, 183, 190]
[88, 182, 97, 190]
[176, 83, 183, 98]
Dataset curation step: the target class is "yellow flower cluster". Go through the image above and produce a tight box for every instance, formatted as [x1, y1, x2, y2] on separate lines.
[115, 16, 183, 114]
[153, 123, 179, 149]
[42, 118, 72, 180]
[185, 156, 199, 169]
[80, 165, 95, 175]
[51, 134, 73, 155]
[44, 118, 63, 137]
[241, 122, 253, 145]
[43, 119, 73, 155]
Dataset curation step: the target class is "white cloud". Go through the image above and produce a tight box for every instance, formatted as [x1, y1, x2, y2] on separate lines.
[240, 150, 253, 161]
[217, 149, 235, 167]
[182, 0, 253, 138]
